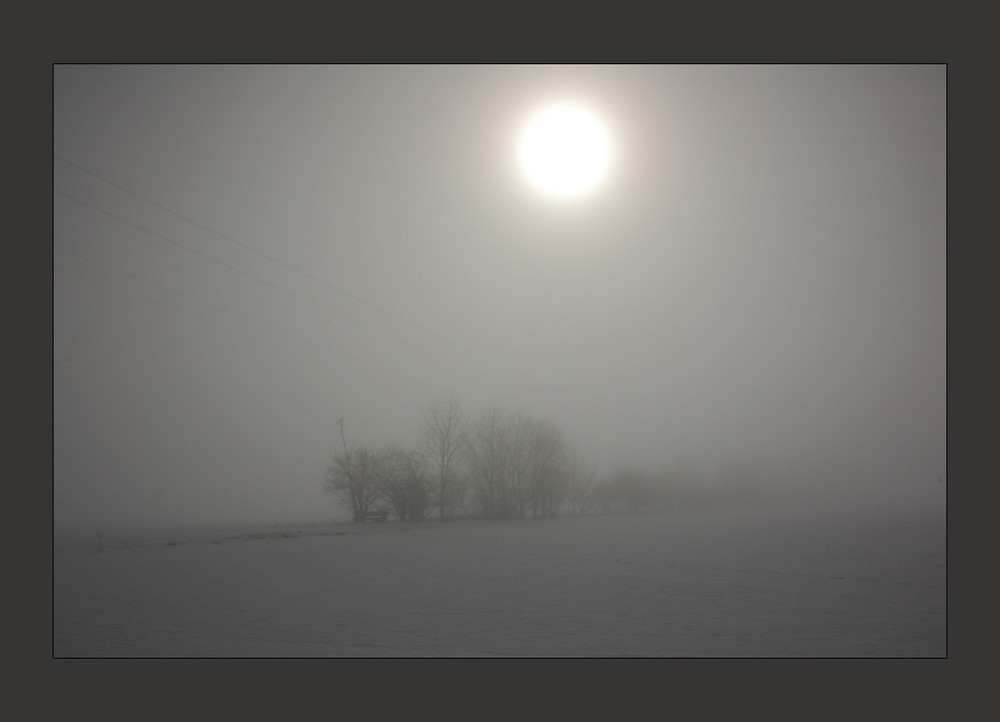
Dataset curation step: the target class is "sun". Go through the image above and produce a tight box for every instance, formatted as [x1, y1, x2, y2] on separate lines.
[520, 106, 609, 196]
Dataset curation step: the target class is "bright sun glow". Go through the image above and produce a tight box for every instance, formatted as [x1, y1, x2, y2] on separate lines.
[520, 106, 609, 196]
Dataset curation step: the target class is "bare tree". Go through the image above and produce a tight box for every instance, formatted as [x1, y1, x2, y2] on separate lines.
[379, 446, 432, 522]
[463, 404, 569, 520]
[323, 418, 385, 521]
[528, 418, 568, 518]
[325, 445, 385, 521]
[565, 447, 598, 515]
[507, 410, 536, 519]
[465, 403, 515, 519]
[418, 394, 466, 520]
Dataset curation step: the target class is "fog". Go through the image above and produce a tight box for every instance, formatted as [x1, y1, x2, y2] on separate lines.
[53, 65, 945, 532]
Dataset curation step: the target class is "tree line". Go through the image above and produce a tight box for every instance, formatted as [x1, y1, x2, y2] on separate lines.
[324, 395, 774, 522]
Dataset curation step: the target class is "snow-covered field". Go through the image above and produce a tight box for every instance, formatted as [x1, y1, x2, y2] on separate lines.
[53, 507, 946, 657]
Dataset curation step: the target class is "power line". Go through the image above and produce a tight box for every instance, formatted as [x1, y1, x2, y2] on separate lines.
[54, 187, 487, 383]
[54, 245, 422, 392]
[53, 159, 603, 458]
[54, 155, 545, 388]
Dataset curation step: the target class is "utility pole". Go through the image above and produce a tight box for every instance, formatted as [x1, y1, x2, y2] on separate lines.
[338, 417, 351, 478]
[338, 417, 359, 520]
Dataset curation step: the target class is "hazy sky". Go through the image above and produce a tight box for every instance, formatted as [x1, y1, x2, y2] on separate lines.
[53, 64, 946, 530]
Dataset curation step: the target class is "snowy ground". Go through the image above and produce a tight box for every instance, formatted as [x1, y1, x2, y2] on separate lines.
[53, 507, 946, 657]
